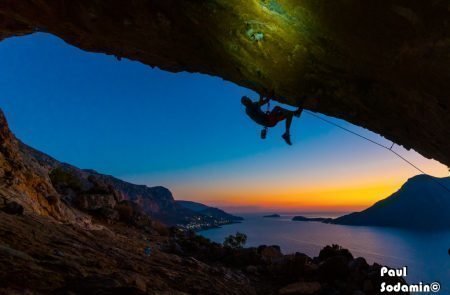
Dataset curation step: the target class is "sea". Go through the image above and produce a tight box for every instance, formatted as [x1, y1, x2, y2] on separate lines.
[199, 212, 450, 292]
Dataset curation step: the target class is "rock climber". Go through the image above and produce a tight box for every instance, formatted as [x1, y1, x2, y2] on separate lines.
[241, 93, 302, 145]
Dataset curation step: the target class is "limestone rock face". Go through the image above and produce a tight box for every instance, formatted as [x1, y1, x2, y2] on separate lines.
[0, 1, 449, 165]
[0, 110, 102, 227]
[0, 110, 69, 220]
[48, 164, 207, 225]
[75, 193, 117, 210]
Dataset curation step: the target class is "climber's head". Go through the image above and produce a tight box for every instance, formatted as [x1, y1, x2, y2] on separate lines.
[241, 96, 252, 107]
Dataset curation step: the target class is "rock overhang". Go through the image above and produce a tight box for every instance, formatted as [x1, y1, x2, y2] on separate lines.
[0, 0, 449, 166]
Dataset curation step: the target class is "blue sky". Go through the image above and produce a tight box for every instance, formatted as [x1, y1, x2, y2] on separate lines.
[0, 33, 447, 211]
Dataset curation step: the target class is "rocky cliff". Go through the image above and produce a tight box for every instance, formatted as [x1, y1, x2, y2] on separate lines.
[0, 110, 80, 222]
[0, 1, 449, 166]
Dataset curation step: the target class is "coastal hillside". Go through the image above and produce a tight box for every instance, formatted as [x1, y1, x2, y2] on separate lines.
[177, 200, 243, 223]
[0, 109, 235, 229]
[333, 175, 450, 229]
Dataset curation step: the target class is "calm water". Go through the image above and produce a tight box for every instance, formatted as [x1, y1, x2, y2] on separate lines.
[200, 213, 450, 291]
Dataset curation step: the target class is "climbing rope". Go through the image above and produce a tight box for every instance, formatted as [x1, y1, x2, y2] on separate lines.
[266, 97, 271, 114]
[303, 110, 450, 194]
[261, 98, 272, 139]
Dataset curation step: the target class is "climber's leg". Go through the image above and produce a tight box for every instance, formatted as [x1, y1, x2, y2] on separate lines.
[269, 106, 303, 145]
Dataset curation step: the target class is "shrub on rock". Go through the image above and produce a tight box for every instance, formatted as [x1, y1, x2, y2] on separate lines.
[223, 232, 247, 249]
[318, 244, 353, 262]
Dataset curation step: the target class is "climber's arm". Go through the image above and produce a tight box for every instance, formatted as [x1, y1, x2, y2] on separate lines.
[258, 94, 270, 106]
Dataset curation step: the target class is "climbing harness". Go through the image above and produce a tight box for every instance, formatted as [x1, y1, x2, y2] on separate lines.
[303, 110, 450, 194]
[261, 98, 271, 140]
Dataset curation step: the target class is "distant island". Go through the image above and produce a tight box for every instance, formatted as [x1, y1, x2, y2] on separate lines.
[331, 175, 450, 229]
[292, 216, 333, 223]
[263, 214, 281, 218]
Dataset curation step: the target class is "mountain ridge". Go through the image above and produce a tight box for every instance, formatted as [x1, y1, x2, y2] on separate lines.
[332, 174, 450, 229]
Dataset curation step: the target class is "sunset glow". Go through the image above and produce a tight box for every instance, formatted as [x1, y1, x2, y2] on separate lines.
[130, 137, 448, 212]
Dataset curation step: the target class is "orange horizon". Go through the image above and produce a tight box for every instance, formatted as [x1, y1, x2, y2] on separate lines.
[127, 132, 449, 213]
[171, 179, 405, 212]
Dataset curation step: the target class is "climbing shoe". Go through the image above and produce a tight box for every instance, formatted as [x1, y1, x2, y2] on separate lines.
[261, 128, 267, 139]
[282, 133, 292, 145]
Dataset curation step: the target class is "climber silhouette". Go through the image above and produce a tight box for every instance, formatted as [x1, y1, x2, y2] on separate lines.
[241, 93, 302, 145]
